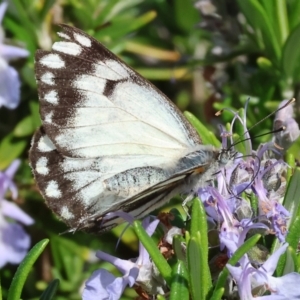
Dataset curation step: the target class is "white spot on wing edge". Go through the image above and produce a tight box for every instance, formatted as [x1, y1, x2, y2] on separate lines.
[74, 33, 92, 47]
[45, 180, 61, 198]
[53, 41, 82, 56]
[44, 111, 53, 123]
[44, 90, 58, 105]
[57, 32, 71, 40]
[61, 206, 74, 220]
[37, 135, 56, 152]
[36, 157, 49, 175]
[40, 53, 65, 69]
[41, 72, 54, 85]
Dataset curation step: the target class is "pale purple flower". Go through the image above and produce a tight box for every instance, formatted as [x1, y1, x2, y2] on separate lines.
[0, 160, 34, 268]
[0, 2, 29, 109]
[273, 99, 300, 152]
[227, 243, 300, 299]
[82, 217, 165, 300]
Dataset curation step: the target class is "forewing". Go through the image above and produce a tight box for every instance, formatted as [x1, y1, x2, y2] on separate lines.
[35, 24, 201, 159]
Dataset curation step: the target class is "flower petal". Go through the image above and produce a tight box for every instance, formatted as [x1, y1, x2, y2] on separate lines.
[0, 45, 29, 61]
[0, 219, 31, 267]
[0, 2, 7, 25]
[0, 59, 21, 109]
[1, 199, 34, 225]
[261, 243, 288, 275]
[82, 269, 115, 300]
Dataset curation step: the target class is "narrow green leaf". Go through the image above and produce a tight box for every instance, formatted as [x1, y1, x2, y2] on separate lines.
[13, 115, 34, 137]
[170, 261, 189, 300]
[39, 279, 60, 300]
[9, 1, 37, 32]
[173, 235, 186, 262]
[95, 0, 143, 24]
[283, 168, 300, 228]
[174, 0, 199, 32]
[183, 111, 220, 147]
[237, 0, 281, 62]
[190, 198, 209, 263]
[0, 134, 27, 170]
[297, 252, 300, 273]
[157, 295, 167, 300]
[282, 23, 300, 81]
[271, 168, 300, 253]
[29, 100, 42, 129]
[39, 0, 56, 21]
[286, 153, 295, 182]
[133, 220, 172, 286]
[7, 239, 49, 300]
[136, 67, 190, 81]
[212, 234, 261, 299]
[286, 216, 300, 251]
[95, 11, 157, 40]
[210, 287, 225, 300]
[287, 0, 300, 30]
[276, 216, 300, 276]
[283, 247, 298, 274]
[187, 237, 203, 300]
[274, 0, 289, 45]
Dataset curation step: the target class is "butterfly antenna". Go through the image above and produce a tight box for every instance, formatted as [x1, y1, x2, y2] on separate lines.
[243, 97, 295, 136]
[229, 125, 285, 150]
[216, 98, 295, 151]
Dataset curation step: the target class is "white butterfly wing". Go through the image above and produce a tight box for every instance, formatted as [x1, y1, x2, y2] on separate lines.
[30, 25, 207, 232]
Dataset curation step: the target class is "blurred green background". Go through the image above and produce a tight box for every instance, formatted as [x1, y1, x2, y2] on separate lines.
[1, 0, 300, 299]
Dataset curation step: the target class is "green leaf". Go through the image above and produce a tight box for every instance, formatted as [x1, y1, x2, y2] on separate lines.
[39, 279, 60, 300]
[173, 235, 186, 262]
[189, 198, 209, 262]
[49, 236, 87, 291]
[183, 111, 220, 147]
[237, 0, 281, 63]
[287, 0, 300, 31]
[187, 237, 203, 300]
[7, 239, 49, 300]
[210, 287, 225, 300]
[38, 0, 56, 22]
[282, 23, 300, 81]
[174, 0, 199, 32]
[95, 0, 143, 25]
[271, 168, 300, 255]
[0, 134, 27, 170]
[169, 261, 189, 300]
[95, 11, 157, 41]
[283, 247, 298, 274]
[133, 220, 172, 286]
[13, 115, 35, 137]
[283, 168, 300, 228]
[29, 100, 41, 130]
[276, 216, 300, 276]
[187, 199, 212, 298]
[136, 67, 190, 81]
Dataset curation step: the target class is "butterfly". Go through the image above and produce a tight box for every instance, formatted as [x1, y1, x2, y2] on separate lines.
[29, 25, 222, 233]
